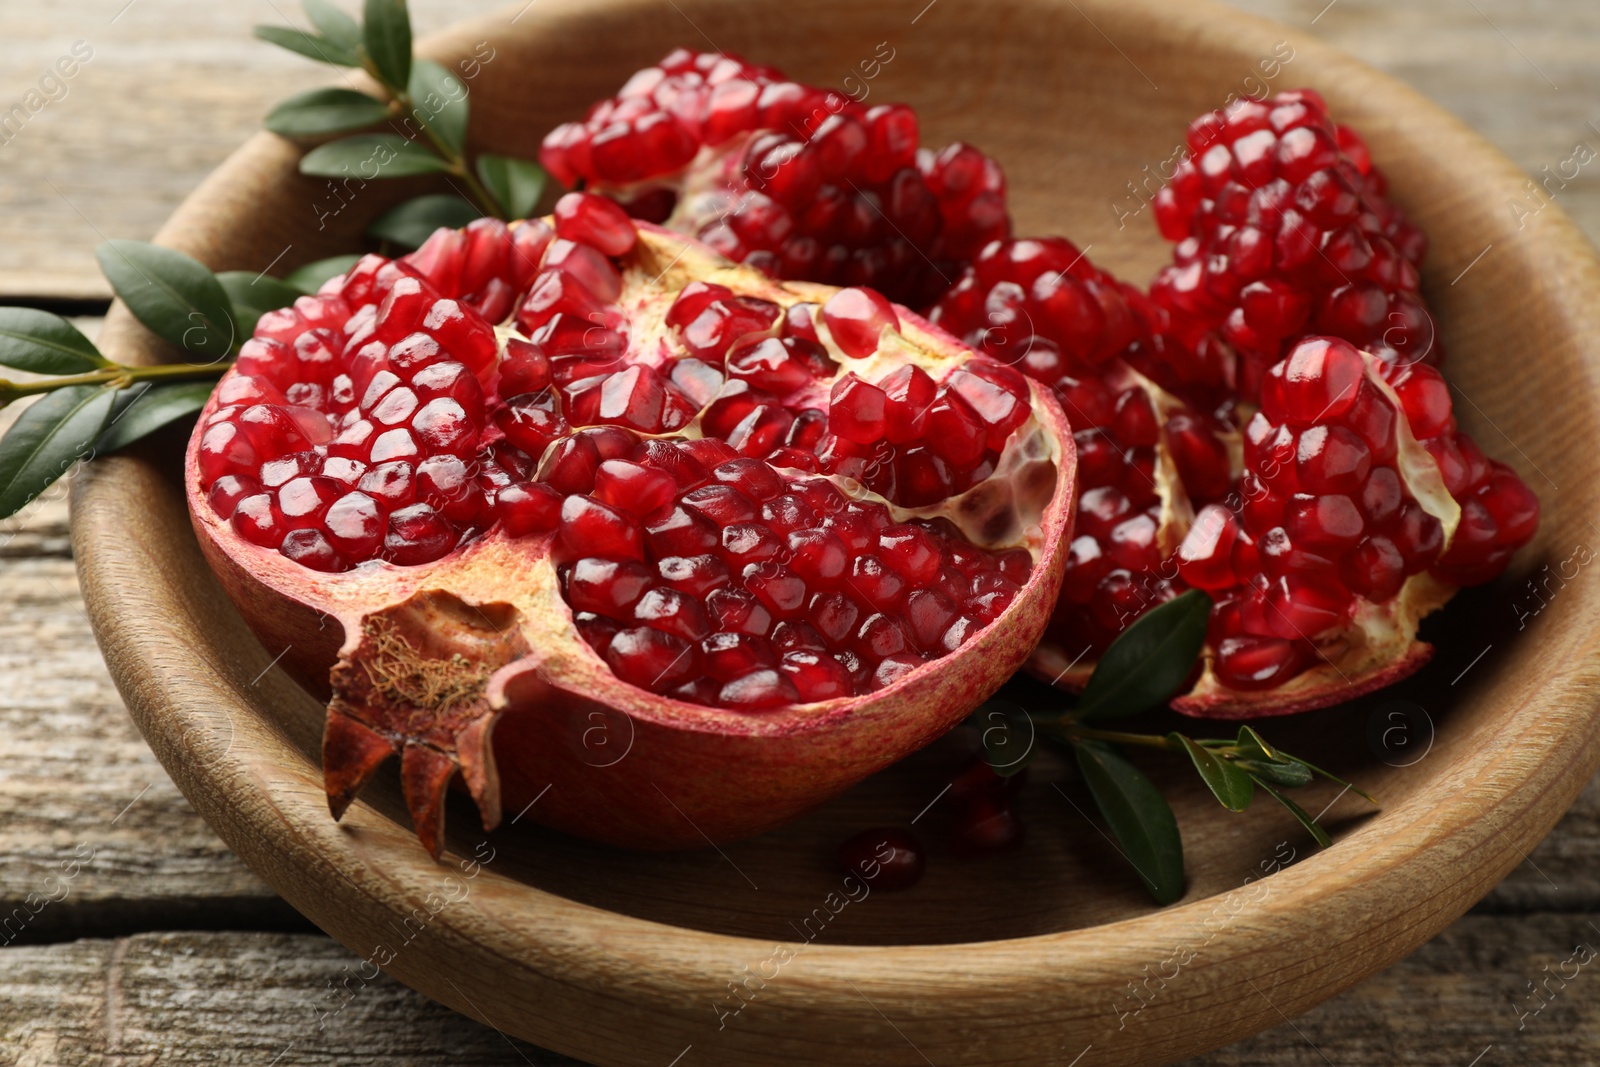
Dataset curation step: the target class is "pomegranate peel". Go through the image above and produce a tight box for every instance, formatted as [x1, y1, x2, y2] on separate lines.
[186, 217, 1076, 856]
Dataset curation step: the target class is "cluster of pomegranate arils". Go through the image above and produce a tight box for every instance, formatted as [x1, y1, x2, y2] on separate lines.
[540, 47, 1008, 309]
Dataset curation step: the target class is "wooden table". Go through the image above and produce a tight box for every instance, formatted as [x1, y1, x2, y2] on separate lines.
[2, 1, 1597, 1063]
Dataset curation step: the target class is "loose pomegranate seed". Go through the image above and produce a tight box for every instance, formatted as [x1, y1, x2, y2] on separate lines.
[949, 793, 1024, 856]
[837, 827, 926, 890]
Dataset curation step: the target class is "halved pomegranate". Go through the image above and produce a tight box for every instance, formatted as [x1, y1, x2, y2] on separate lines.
[186, 198, 1075, 855]
[540, 49, 1010, 308]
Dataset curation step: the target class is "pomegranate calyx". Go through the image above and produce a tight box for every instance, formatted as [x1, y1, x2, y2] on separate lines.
[325, 592, 530, 857]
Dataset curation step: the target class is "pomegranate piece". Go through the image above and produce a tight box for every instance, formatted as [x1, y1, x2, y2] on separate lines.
[1166, 338, 1536, 716]
[539, 49, 1010, 308]
[1147, 89, 1440, 404]
[186, 219, 1076, 856]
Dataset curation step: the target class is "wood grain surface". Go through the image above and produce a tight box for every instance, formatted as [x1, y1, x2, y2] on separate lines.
[3, 0, 1600, 1064]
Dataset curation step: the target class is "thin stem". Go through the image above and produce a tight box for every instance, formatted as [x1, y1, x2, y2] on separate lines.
[4, 360, 228, 398]
[1060, 725, 1182, 750]
[383, 87, 505, 219]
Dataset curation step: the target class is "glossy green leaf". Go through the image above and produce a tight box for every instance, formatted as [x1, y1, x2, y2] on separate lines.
[1287, 753, 1378, 805]
[265, 88, 390, 137]
[1251, 775, 1332, 848]
[406, 59, 468, 155]
[215, 272, 305, 338]
[1234, 725, 1279, 761]
[95, 381, 215, 454]
[476, 153, 548, 218]
[366, 194, 482, 249]
[0, 385, 117, 518]
[95, 241, 237, 360]
[362, 0, 412, 90]
[299, 134, 450, 179]
[252, 25, 360, 67]
[284, 255, 363, 294]
[1075, 589, 1212, 721]
[1072, 740, 1185, 905]
[0, 308, 109, 374]
[977, 700, 1035, 778]
[304, 0, 362, 51]
[1173, 734, 1255, 812]
[1234, 756, 1313, 789]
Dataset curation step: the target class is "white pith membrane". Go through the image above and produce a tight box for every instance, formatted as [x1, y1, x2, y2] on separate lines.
[186, 222, 1076, 856]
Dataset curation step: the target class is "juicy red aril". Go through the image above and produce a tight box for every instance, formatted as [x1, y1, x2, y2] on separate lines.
[822, 287, 898, 358]
[552, 192, 639, 257]
[837, 827, 925, 891]
[948, 793, 1024, 856]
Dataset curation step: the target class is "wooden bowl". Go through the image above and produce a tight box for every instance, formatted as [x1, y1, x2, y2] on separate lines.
[72, 0, 1600, 1063]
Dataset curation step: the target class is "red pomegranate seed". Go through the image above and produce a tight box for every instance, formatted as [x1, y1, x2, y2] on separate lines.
[553, 192, 638, 256]
[822, 287, 898, 358]
[837, 827, 925, 890]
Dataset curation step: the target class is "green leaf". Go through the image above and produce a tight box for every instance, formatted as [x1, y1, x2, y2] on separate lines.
[0, 308, 110, 374]
[1276, 750, 1378, 805]
[265, 88, 390, 137]
[215, 272, 305, 338]
[406, 59, 468, 155]
[1072, 740, 1185, 905]
[362, 0, 412, 91]
[476, 153, 548, 218]
[95, 381, 214, 454]
[1251, 775, 1332, 848]
[366, 194, 482, 249]
[1075, 589, 1212, 721]
[299, 134, 450, 179]
[284, 254, 363, 294]
[1234, 757, 1313, 788]
[0, 385, 117, 518]
[1172, 734, 1254, 812]
[252, 25, 360, 67]
[304, 0, 362, 51]
[1234, 725, 1280, 762]
[976, 700, 1035, 778]
[95, 241, 237, 360]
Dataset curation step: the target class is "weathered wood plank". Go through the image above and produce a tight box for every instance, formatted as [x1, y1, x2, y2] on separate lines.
[0, 933, 576, 1065]
[0, 330, 294, 941]
[0, 0, 507, 300]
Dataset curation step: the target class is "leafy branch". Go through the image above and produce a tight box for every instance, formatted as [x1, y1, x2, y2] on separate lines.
[0, 242, 330, 520]
[255, 0, 551, 248]
[983, 590, 1378, 905]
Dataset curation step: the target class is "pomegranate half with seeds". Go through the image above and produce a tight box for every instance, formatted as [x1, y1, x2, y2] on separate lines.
[186, 198, 1075, 856]
[541, 49, 1010, 309]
